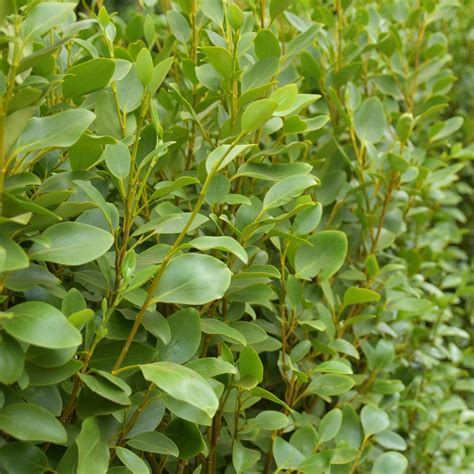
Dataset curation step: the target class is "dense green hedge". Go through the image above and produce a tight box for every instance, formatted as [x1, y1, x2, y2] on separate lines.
[0, 1, 472, 473]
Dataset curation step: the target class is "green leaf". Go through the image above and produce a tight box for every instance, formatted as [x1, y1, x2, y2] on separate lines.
[26, 359, 82, 387]
[374, 431, 407, 451]
[313, 361, 353, 375]
[165, 419, 206, 459]
[235, 162, 313, 181]
[103, 142, 131, 180]
[0, 442, 49, 474]
[251, 387, 291, 411]
[133, 213, 209, 237]
[3, 107, 37, 156]
[185, 357, 237, 377]
[0, 234, 29, 273]
[201, 0, 224, 26]
[429, 116, 464, 142]
[255, 29, 281, 59]
[233, 441, 261, 473]
[167, 10, 190, 43]
[241, 99, 278, 132]
[3, 301, 82, 349]
[273, 437, 305, 470]
[200, 318, 247, 345]
[354, 97, 387, 143]
[78, 371, 131, 406]
[202, 46, 234, 79]
[154, 254, 231, 305]
[136, 48, 154, 86]
[361, 405, 390, 437]
[149, 57, 173, 95]
[63, 58, 115, 98]
[115, 447, 150, 474]
[140, 362, 219, 417]
[298, 451, 332, 473]
[15, 109, 95, 154]
[0, 403, 67, 443]
[237, 346, 263, 389]
[127, 431, 179, 457]
[372, 452, 408, 474]
[253, 411, 289, 430]
[0, 334, 24, 384]
[270, 84, 298, 113]
[30, 222, 114, 266]
[76, 417, 109, 474]
[21, 2, 76, 39]
[295, 231, 348, 281]
[156, 308, 201, 364]
[343, 287, 381, 306]
[336, 404, 362, 449]
[306, 374, 355, 397]
[186, 236, 248, 264]
[206, 144, 255, 174]
[318, 409, 343, 443]
[263, 175, 317, 210]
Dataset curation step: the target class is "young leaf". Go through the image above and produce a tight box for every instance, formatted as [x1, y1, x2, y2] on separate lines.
[237, 346, 263, 389]
[241, 99, 278, 132]
[136, 48, 154, 86]
[201, 47, 234, 79]
[343, 287, 381, 306]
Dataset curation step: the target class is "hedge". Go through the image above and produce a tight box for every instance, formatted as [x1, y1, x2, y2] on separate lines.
[0, 1, 472, 473]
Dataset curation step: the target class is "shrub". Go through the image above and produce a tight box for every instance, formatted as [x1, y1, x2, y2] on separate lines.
[0, 1, 472, 473]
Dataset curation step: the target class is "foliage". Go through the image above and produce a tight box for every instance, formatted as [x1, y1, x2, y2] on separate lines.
[0, 1, 473, 473]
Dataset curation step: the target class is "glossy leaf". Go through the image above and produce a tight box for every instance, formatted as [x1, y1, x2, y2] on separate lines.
[140, 362, 219, 417]
[76, 417, 109, 474]
[0, 403, 67, 443]
[154, 254, 231, 305]
[30, 222, 114, 265]
[3, 301, 82, 349]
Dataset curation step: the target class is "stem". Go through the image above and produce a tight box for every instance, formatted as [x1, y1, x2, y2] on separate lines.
[176, 459, 187, 474]
[349, 436, 369, 474]
[113, 97, 149, 299]
[370, 173, 398, 254]
[113, 134, 244, 371]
